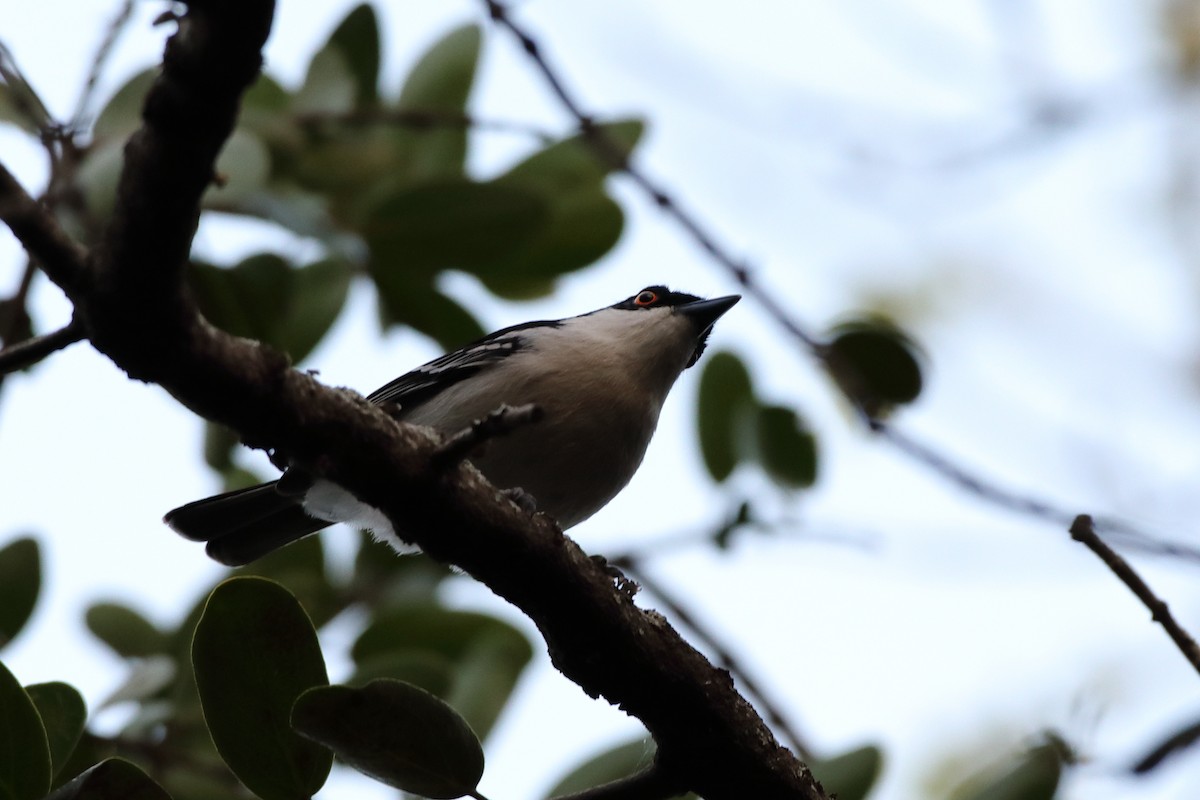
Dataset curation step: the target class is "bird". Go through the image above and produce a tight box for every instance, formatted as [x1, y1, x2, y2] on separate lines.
[165, 286, 740, 566]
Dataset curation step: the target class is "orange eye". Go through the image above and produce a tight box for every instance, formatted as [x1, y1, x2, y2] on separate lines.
[634, 290, 658, 307]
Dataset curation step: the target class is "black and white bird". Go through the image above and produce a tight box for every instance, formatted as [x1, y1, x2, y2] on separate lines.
[165, 286, 740, 565]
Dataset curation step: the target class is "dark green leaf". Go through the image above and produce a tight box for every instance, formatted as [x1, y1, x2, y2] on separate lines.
[76, 140, 124, 224]
[953, 738, 1068, 800]
[544, 738, 697, 799]
[85, 603, 166, 658]
[91, 69, 155, 144]
[50, 735, 114, 791]
[376, 284, 484, 351]
[349, 652, 454, 697]
[235, 534, 341, 629]
[0, 659, 51, 800]
[0, 537, 40, 650]
[754, 405, 818, 489]
[24, 683, 86, 780]
[353, 605, 524, 666]
[502, 119, 644, 192]
[0, 80, 46, 134]
[209, 129, 270, 201]
[353, 534, 450, 605]
[285, 257, 354, 362]
[328, 4, 381, 107]
[363, 179, 547, 273]
[808, 744, 883, 800]
[45, 758, 170, 800]
[445, 627, 534, 741]
[393, 25, 482, 178]
[192, 577, 331, 800]
[293, 46, 355, 116]
[292, 679, 484, 798]
[826, 318, 923, 419]
[696, 351, 755, 482]
[203, 422, 239, 472]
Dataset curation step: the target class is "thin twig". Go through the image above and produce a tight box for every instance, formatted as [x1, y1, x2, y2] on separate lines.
[1069, 514, 1200, 676]
[551, 765, 686, 800]
[0, 163, 89, 292]
[613, 556, 813, 762]
[479, 0, 1192, 557]
[431, 403, 543, 469]
[70, 0, 136, 134]
[294, 107, 555, 143]
[0, 317, 85, 374]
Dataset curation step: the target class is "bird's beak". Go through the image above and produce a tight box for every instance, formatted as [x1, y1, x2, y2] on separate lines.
[678, 294, 741, 331]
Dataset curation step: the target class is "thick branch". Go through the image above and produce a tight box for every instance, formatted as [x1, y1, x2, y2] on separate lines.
[0, 3, 822, 798]
[1069, 514, 1200, 675]
[0, 164, 88, 291]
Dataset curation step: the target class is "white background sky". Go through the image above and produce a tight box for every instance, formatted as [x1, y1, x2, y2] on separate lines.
[3, 1, 1200, 799]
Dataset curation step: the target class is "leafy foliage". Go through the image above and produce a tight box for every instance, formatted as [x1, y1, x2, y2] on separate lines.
[0, 536, 39, 650]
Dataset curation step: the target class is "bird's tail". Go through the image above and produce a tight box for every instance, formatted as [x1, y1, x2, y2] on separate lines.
[164, 481, 330, 567]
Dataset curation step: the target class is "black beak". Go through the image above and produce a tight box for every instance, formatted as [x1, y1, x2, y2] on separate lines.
[678, 294, 741, 332]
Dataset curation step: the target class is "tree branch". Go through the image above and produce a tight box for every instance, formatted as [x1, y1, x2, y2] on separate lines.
[0, 317, 85, 374]
[1069, 514, 1200, 676]
[0, 2, 823, 797]
[0, 164, 88, 293]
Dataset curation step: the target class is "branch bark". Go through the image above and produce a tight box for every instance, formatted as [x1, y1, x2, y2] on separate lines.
[0, 2, 823, 798]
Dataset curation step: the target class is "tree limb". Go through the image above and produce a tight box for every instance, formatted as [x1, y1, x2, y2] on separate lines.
[0, 317, 85, 374]
[0, 2, 823, 797]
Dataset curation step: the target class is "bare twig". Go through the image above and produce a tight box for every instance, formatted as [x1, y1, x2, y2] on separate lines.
[0, 164, 89, 292]
[551, 765, 686, 800]
[1069, 515, 1200, 676]
[1130, 716, 1200, 774]
[478, 0, 1192, 558]
[432, 403, 543, 469]
[613, 557, 813, 762]
[0, 317, 85, 374]
[70, 0, 136, 133]
[294, 107, 555, 142]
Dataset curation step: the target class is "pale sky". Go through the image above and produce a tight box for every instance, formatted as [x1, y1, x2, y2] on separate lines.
[2, 2, 1200, 799]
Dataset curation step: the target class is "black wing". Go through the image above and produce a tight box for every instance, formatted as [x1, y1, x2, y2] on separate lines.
[365, 319, 561, 411]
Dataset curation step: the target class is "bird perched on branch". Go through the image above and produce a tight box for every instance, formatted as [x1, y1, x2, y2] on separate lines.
[165, 286, 740, 565]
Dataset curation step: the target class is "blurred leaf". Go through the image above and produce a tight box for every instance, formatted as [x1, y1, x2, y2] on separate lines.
[808, 744, 883, 800]
[97, 656, 176, 711]
[353, 605, 526, 666]
[754, 405, 818, 489]
[444, 626, 534, 740]
[203, 422, 239, 472]
[328, 3, 381, 107]
[951, 737, 1068, 800]
[826, 318, 923, 419]
[1132, 716, 1200, 774]
[76, 140, 124, 223]
[376, 283, 484, 351]
[239, 73, 295, 145]
[544, 738, 698, 799]
[0, 536, 40, 650]
[85, 603, 166, 658]
[45, 759, 170, 800]
[293, 679, 484, 798]
[696, 351, 754, 482]
[209, 129, 270, 201]
[363, 179, 546, 277]
[24, 683, 86, 779]
[293, 45, 355, 116]
[91, 69, 154, 144]
[353, 533, 450, 605]
[0, 659, 51, 800]
[502, 119, 644, 191]
[349, 651, 454, 697]
[0, 79, 45, 133]
[189, 254, 352, 364]
[50, 735, 114, 791]
[192, 577, 331, 800]
[235, 533, 341, 629]
[393, 24, 482, 178]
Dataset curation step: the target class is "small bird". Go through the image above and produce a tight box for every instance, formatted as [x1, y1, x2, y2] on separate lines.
[165, 286, 740, 566]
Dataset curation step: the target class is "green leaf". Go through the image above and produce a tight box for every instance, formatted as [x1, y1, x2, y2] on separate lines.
[393, 24, 482, 178]
[696, 351, 755, 482]
[24, 683, 86, 780]
[0, 659, 51, 800]
[188, 254, 352, 364]
[50, 735, 114, 792]
[502, 119, 644, 192]
[76, 140, 125, 224]
[754, 405, 818, 489]
[209, 129, 271, 201]
[85, 603, 166, 658]
[292, 679, 484, 798]
[293, 45, 355, 116]
[376, 284, 484, 351]
[192, 577, 332, 800]
[353, 605, 525, 666]
[45, 759, 170, 800]
[96, 656, 176, 710]
[363, 179, 547, 274]
[0, 537, 40, 650]
[203, 422, 239, 472]
[544, 738, 698, 799]
[91, 69, 154, 144]
[952, 738, 1068, 800]
[235, 534, 341, 629]
[444, 626, 534, 741]
[0, 80, 45, 134]
[808, 744, 883, 800]
[826, 318, 923, 419]
[328, 4, 381, 107]
[349, 651, 455, 697]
